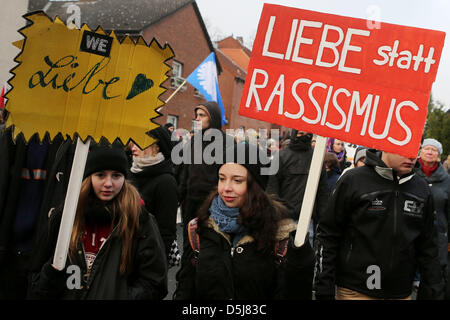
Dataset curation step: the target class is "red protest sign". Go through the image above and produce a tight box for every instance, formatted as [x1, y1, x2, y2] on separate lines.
[239, 4, 446, 158]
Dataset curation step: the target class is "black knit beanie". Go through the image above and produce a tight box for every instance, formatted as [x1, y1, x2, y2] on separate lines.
[146, 126, 173, 160]
[84, 142, 128, 179]
[221, 143, 271, 190]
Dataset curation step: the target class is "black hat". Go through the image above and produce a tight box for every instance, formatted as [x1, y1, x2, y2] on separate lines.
[84, 142, 128, 179]
[221, 143, 271, 190]
[164, 123, 174, 129]
[353, 147, 367, 166]
[146, 126, 173, 160]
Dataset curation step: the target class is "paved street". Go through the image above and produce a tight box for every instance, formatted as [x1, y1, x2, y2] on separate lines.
[165, 213, 183, 300]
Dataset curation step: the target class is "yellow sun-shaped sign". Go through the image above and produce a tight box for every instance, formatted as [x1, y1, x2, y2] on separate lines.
[5, 11, 174, 148]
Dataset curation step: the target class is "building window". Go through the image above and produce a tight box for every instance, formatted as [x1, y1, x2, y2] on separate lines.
[171, 60, 186, 91]
[194, 88, 204, 98]
[172, 61, 183, 77]
[167, 114, 178, 129]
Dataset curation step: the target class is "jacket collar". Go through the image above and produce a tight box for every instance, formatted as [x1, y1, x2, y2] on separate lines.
[374, 166, 415, 184]
[205, 217, 297, 247]
[416, 162, 448, 183]
[366, 149, 415, 185]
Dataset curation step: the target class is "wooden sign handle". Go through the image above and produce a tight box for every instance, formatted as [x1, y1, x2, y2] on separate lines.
[294, 135, 327, 247]
[52, 137, 91, 270]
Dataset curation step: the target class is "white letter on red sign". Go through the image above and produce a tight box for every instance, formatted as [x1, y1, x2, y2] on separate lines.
[264, 74, 285, 115]
[339, 28, 371, 74]
[387, 101, 418, 146]
[262, 16, 284, 60]
[316, 24, 345, 68]
[286, 78, 311, 119]
[245, 68, 269, 111]
[292, 20, 323, 65]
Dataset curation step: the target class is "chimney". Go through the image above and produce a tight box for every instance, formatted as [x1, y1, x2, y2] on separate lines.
[236, 36, 244, 45]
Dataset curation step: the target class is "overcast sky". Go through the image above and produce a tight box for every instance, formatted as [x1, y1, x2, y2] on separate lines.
[196, 0, 450, 110]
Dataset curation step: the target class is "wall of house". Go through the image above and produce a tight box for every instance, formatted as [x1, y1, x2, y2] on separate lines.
[142, 4, 287, 138]
[142, 3, 214, 132]
[0, 0, 29, 92]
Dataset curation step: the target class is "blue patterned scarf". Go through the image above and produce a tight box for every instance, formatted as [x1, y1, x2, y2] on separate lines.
[209, 195, 247, 246]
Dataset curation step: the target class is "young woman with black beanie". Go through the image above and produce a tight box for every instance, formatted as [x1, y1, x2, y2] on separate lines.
[174, 143, 314, 300]
[31, 141, 168, 299]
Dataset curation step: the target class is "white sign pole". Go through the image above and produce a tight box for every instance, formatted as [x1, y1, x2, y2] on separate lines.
[294, 135, 327, 247]
[52, 137, 91, 270]
[164, 79, 186, 104]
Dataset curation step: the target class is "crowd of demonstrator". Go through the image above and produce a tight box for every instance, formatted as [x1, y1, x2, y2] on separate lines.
[0, 102, 448, 300]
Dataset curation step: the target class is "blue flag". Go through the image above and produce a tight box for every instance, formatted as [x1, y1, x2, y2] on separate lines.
[186, 52, 226, 125]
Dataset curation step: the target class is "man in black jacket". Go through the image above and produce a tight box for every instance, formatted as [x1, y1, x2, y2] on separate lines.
[266, 130, 329, 237]
[178, 102, 233, 230]
[314, 149, 445, 300]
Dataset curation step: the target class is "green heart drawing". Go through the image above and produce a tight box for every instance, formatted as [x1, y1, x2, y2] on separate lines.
[126, 73, 154, 100]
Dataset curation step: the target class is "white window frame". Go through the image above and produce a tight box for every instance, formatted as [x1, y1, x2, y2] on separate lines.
[167, 115, 178, 129]
[171, 60, 186, 91]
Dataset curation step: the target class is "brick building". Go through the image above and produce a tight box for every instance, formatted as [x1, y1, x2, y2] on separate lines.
[215, 36, 290, 138]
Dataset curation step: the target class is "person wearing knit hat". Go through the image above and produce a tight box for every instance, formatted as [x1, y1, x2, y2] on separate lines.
[164, 122, 174, 132]
[353, 147, 368, 168]
[422, 138, 443, 156]
[32, 140, 168, 300]
[84, 142, 129, 180]
[174, 142, 315, 300]
[222, 143, 271, 190]
[415, 138, 450, 297]
[129, 126, 180, 267]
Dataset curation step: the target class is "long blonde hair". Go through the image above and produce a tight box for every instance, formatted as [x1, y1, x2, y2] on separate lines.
[69, 176, 141, 275]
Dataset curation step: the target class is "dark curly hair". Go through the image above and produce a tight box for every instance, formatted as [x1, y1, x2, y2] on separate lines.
[197, 169, 288, 255]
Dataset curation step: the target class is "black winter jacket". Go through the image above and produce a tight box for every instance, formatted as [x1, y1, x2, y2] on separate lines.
[415, 163, 450, 267]
[31, 207, 168, 300]
[266, 146, 329, 222]
[0, 128, 75, 269]
[178, 102, 234, 223]
[174, 217, 314, 300]
[129, 159, 179, 257]
[314, 149, 444, 299]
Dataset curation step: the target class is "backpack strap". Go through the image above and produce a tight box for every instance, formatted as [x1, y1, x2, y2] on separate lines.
[187, 218, 200, 265]
[274, 238, 289, 267]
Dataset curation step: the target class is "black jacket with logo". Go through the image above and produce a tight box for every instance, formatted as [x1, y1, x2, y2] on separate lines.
[314, 149, 444, 299]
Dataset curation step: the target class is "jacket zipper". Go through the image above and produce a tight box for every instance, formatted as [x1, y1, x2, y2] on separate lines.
[345, 230, 353, 263]
[345, 243, 353, 263]
[389, 190, 399, 271]
[82, 225, 117, 286]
